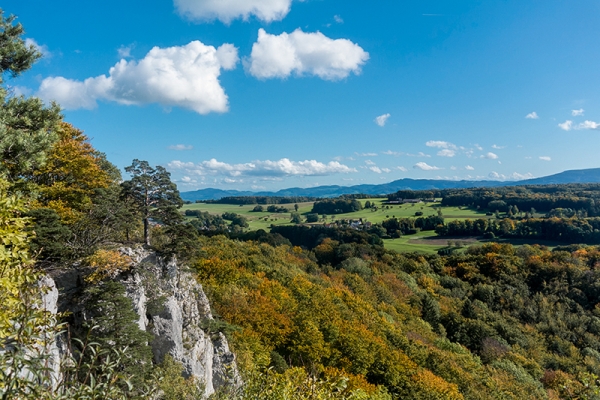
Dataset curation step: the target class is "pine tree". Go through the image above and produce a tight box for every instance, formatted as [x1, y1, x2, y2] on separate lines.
[0, 9, 61, 184]
[82, 281, 154, 389]
[121, 159, 183, 245]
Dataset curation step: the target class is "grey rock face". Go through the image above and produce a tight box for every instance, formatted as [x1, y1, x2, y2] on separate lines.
[119, 246, 241, 396]
[47, 246, 240, 397]
[33, 276, 63, 389]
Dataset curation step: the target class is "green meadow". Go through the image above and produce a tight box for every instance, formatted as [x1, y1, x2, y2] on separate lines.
[182, 198, 501, 253]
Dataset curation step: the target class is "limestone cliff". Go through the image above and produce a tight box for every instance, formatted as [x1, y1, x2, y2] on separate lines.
[47, 246, 240, 397]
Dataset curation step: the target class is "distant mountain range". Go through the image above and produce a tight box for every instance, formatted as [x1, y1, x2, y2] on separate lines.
[180, 168, 600, 201]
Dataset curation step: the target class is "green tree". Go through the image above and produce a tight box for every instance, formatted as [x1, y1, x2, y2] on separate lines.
[81, 281, 154, 390]
[306, 213, 319, 223]
[0, 9, 61, 184]
[290, 212, 302, 224]
[121, 159, 183, 245]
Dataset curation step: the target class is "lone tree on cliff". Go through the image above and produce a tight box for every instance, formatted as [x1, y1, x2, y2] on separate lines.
[121, 159, 183, 245]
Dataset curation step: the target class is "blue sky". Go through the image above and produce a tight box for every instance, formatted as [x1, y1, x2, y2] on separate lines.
[7, 0, 600, 191]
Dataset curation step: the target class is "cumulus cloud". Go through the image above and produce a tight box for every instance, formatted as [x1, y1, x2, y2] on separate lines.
[369, 166, 382, 173]
[539, 156, 551, 161]
[525, 112, 539, 119]
[437, 149, 455, 157]
[426, 140, 457, 149]
[118, 44, 133, 58]
[168, 144, 193, 151]
[178, 176, 199, 186]
[413, 162, 441, 171]
[334, 15, 344, 24]
[37, 41, 239, 114]
[482, 152, 499, 160]
[558, 120, 573, 131]
[168, 157, 357, 178]
[25, 38, 51, 58]
[10, 86, 32, 97]
[572, 109, 585, 116]
[558, 120, 600, 131]
[374, 113, 390, 127]
[491, 144, 505, 149]
[246, 28, 369, 80]
[173, 0, 292, 23]
[365, 160, 375, 165]
[489, 171, 534, 180]
[396, 166, 408, 172]
[578, 120, 600, 130]
[465, 165, 475, 170]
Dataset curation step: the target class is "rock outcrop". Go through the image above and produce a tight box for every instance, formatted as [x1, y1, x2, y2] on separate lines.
[47, 246, 240, 397]
[119, 247, 241, 396]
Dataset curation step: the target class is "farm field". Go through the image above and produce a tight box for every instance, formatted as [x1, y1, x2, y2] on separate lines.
[181, 198, 535, 253]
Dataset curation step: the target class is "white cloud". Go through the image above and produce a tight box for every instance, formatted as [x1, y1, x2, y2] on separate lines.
[173, 0, 292, 23]
[558, 120, 600, 131]
[426, 140, 457, 149]
[25, 38, 51, 58]
[572, 109, 585, 117]
[437, 149, 455, 157]
[334, 15, 344, 24]
[396, 166, 408, 172]
[491, 144, 505, 149]
[481, 152, 499, 160]
[365, 160, 375, 165]
[558, 120, 573, 131]
[118, 45, 133, 58]
[246, 28, 369, 81]
[413, 162, 441, 171]
[10, 85, 32, 97]
[356, 152, 378, 157]
[381, 167, 391, 173]
[539, 156, 551, 161]
[474, 144, 483, 151]
[525, 112, 539, 119]
[369, 166, 382, 173]
[168, 157, 357, 178]
[374, 113, 390, 127]
[180, 176, 197, 183]
[578, 120, 600, 130]
[488, 171, 534, 181]
[37, 41, 238, 114]
[168, 144, 193, 150]
[382, 150, 402, 156]
[465, 165, 475, 170]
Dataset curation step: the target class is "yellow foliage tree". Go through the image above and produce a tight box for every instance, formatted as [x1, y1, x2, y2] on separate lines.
[32, 122, 114, 222]
[84, 249, 133, 284]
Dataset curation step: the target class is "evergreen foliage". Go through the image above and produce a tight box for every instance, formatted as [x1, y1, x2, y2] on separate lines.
[122, 159, 183, 245]
[80, 281, 154, 390]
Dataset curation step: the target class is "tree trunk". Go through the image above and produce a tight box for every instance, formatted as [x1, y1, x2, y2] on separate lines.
[143, 217, 150, 246]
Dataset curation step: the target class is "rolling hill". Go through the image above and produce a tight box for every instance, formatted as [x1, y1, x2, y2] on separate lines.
[180, 168, 600, 201]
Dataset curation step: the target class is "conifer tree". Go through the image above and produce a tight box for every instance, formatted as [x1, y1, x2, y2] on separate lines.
[121, 159, 183, 245]
[0, 9, 61, 184]
[82, 281, 154, 389]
